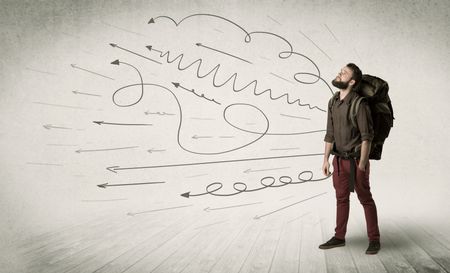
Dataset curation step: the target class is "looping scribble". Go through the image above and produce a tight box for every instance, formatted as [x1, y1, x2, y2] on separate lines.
[150, 13, 334, 111]
[189, 170, 330, 197]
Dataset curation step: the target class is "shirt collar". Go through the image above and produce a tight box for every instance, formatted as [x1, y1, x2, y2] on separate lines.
[336, 91, 357, 105]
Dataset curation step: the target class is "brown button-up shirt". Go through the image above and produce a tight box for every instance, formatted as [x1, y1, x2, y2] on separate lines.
[324, 91, 374, 153]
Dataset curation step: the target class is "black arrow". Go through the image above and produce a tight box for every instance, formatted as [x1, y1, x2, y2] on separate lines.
[196, 42, 252, 64]
[97, 181, 165, 188]
[108, 152, 324, 173]
[146, 45, 163, 54]
[109, 43, 162, 65]
[254, 192, 327, 220]
[76, 146, 139, 153]
[70, 64, 114, 80]
[204, 201, 263, 212]
[172, 82, 221, 105]
[93, 121, 152, 126]
[110, 59, 146, 107]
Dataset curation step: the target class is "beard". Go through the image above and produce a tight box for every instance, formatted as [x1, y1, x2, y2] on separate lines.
[331, 78, 350, 89]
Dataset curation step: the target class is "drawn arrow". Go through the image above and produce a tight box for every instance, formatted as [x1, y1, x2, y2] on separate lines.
[192, 135, 213, 139]
[196, 42, 252, 64]
[147, 148, 166, 153]
[106, 166, 119, 173]
[172, 82, 220, 105]
[204, 202, 263, 212]
[127, 204, 192, 216]
[144, 110, 175, 116]
[93, 121, 152, 126]
[72, 90, 102, 97]
[254, 192, 327, 220]
[97, 181, 165, 188]
[107, 152, 324, 173]
[243, 167, 290, 174]
[76, 146, 139, 153]
[43, 124, 71, 130]
[109, 43, 162, 64]
[34, 102, 90, 110]
[110, 59, 146, 107]
[146, 45, 163, 54]
[70, 64, 114, 80]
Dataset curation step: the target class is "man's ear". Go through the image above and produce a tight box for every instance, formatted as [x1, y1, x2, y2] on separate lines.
[349, 79, 356, 87]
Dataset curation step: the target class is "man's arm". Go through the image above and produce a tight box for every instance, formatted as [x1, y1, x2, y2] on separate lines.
[359, 140, 371, 171]
[322, 142, 333, 176]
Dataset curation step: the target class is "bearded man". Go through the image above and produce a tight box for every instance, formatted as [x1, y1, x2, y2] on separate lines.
[319, 63, 381, 255]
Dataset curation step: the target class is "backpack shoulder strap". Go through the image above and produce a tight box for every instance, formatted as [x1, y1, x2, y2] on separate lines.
[349, 96, 365, 128]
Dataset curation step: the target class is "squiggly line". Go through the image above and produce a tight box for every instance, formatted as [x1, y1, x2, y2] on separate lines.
[149, 14, 334, 110]
[181, 170, 331, 198]
[153, 49, 327, 111]
[112, 82, 269, 155]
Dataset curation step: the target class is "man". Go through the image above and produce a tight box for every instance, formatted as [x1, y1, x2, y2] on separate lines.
[319, 63, 380, 255]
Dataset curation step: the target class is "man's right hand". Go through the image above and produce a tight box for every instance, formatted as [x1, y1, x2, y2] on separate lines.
[322, 160, 331, 176]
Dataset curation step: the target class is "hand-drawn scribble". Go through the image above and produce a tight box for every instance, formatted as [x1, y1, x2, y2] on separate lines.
[75, 13, 335, 198]
[181, 171, 330, 198]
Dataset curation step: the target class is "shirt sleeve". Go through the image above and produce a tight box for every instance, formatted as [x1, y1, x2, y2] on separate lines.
[324, 99, 334, 143]
[357, 100, 374, 142]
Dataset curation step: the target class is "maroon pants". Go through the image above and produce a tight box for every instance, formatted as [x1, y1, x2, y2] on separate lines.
[332, 156, 380, 241]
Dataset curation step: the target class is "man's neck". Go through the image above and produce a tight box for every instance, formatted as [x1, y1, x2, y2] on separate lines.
[339, 88, 352, 100]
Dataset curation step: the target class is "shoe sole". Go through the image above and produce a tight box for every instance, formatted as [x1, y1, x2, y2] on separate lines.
[319, 243, 345, 249]
[365, 249, 380, 255]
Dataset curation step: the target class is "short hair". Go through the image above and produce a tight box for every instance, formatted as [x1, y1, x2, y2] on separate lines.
[346, 63, 362, 91]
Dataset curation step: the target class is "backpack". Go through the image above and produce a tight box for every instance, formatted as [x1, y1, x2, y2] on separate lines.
[330, 74, 394, 160]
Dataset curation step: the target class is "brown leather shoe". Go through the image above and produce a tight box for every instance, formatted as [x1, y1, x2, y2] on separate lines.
[319, 237, 346, 249]
[366, 241, 381, 254]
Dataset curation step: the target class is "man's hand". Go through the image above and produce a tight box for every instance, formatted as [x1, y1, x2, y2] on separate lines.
[322, 160, 331, 176]
[358, 161, 367, 172]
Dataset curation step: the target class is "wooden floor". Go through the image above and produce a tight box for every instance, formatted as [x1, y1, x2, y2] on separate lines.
[8, 204, 450, 273]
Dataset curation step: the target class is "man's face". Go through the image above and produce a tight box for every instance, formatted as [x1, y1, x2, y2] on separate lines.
[331, 66, 354, 90]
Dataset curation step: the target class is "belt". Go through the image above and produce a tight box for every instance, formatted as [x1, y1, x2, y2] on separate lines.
[332, 146, 359, 193]
[336, 156, 357, 192]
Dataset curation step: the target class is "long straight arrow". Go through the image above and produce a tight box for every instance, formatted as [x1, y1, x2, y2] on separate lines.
[196, 42, 252, 64]
[110, 43, 162, 64]
[254, 192, 327, 219]
[76, 146, 139, 153]
[70, 64, 114, 80]
[97, 181, 165, 188]
[108, 152, 324, 173]
[93, 121, 152, 126]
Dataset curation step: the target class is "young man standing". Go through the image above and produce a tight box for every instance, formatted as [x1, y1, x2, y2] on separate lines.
[319, 63, 381, 255]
